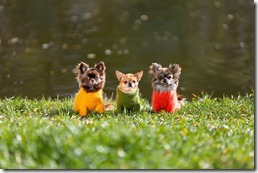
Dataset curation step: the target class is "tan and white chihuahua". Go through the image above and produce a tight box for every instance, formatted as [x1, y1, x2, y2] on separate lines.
[115, 70, 143, 113]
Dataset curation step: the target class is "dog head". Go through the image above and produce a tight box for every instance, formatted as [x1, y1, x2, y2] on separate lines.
[149, 63, 181, 92]
[115, 70, 143, 94]
[74, 61, 106, 92]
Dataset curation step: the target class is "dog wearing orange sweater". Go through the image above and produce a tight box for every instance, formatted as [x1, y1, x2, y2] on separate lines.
[149, 63, 185, 113]
[73, 61, 106, 116]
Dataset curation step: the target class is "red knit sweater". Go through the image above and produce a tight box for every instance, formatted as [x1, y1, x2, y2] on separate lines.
[152, 90, 180, 113]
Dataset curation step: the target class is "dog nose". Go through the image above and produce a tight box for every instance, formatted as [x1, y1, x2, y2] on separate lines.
[163, 79, 168, 84]
[128, 82, 133, 87]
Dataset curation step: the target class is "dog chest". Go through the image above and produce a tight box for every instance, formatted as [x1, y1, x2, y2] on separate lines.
[116, 87, 141, 110]
[152, 91, 178, 112]
[75, 88, 103, 109]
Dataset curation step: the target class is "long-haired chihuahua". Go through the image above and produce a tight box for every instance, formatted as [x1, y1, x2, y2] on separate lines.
[73, 61, 106, 116]
[149, 63, 185, 113]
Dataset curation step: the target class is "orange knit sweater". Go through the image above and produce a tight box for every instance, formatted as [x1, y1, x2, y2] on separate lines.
[74, 88, 104, 116]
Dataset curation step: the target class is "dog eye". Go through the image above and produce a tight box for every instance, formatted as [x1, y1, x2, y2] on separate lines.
[167, 76, 172, 79]
[159, 75, 164, 79]
[132, 80, 136, 83]
[124, 81, 128, 84]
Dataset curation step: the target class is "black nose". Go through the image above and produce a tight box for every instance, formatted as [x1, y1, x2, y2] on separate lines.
[128, 82, 133, 87]
[163, 79, 168, 84]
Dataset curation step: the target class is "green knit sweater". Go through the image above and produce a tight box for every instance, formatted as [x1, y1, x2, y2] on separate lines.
[116, 87, 142, 113]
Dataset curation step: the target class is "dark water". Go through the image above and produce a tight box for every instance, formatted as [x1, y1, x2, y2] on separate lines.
[0, 0, 255, 101]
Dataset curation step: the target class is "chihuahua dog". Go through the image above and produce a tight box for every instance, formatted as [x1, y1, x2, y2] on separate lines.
[115, 70, 143, 113]
[149, 63, 184, 113]
[73, 61, 106, 116]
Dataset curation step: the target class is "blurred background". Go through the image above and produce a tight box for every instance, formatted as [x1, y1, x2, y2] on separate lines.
[0, 0, 255, 101]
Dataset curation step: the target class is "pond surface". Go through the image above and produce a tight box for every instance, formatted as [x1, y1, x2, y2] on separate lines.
[0, 0, 255, 101]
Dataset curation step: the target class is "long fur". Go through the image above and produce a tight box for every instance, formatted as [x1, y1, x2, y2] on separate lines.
[149, 62, 185, 113]
[73, 61, 106, 116]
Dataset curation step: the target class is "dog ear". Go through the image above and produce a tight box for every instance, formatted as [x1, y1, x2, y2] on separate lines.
[169, 64, 182, 78]
[149, 63, 162, 76]
[79, 62, 89, 73]
[115, 70, 124, 81]
[94, 61, 106, 72]
[135, 70, 143, 81]
[74, 62, 89, 75]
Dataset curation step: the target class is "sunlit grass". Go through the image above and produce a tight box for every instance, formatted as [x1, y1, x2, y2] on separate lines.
[0, 93, 254, 169]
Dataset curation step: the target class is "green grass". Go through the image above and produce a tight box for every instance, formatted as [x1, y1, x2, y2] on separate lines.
[0, 93, 254, 169]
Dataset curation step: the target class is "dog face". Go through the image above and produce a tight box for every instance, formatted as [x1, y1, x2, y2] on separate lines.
[74, 61, 106, 92]
[149, 63, 181, 92]
[115, 70, 143, 94]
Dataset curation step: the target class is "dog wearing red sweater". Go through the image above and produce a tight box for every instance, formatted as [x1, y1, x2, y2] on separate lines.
[149, 63, 185, 113]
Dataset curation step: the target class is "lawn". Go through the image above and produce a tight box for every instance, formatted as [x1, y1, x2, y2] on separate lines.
[0, 93, 254, 169]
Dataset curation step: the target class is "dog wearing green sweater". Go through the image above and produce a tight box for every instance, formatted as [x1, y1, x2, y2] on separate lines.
[115, 70, 143, 113]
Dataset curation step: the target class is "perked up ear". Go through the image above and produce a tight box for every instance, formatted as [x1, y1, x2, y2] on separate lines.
[149, 62, 162, 76]
[79, 62, 89, 73]
[73, 62, 89, 75]
[115, 70, 124, 81]
[169, 64, 182, 77]
[94, 61, 106, 72]
[135, 70, 143, 81]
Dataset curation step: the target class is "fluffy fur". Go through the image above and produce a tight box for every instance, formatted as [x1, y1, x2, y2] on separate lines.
[115, 70, 143, 113]
[73, 61, 106, 116]
[149, 62, 184, 113]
